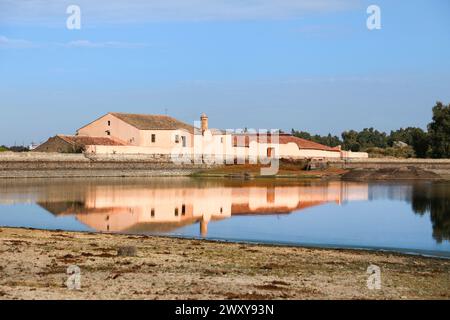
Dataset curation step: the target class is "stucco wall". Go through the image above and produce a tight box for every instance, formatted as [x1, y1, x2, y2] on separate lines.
[85, 145, 192, 155]
[77, 114, 140, 145]
[85, 140, 367, 161]
[138, 129, 192, 148]
[340, 151, 369, 159]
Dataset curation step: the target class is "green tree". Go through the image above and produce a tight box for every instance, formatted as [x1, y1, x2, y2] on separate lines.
[388, 127, 430, 158]
[341, 130, 360, 151]
[291, 130, 342, 148]
[428, 102, 450, 158]
[357, 127, 388, 148]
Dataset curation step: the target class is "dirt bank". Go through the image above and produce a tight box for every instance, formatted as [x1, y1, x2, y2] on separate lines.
[342, 167, 443, 181]
[0, 227, 449, 300]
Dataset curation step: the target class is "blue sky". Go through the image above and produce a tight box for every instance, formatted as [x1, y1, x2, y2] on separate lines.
[1, 0, 450, 146]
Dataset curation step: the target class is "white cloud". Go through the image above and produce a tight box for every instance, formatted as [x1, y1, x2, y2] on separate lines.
[0, 0, 361, 26]
[0, 35, 36, 48]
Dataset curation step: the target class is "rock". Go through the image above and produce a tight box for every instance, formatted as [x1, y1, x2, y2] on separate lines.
[117, 246, 137, 257]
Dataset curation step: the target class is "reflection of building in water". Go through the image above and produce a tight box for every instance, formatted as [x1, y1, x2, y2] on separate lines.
[32, 181, 369, 236]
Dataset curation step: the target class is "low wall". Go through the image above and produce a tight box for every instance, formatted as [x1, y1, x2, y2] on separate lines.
[0, 152, 215, 178]
[329, 158, 450, 177]
[85, 143, 369, 160]
[2, 152, 449, 179]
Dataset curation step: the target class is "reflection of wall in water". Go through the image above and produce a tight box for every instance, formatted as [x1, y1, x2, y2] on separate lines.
[68, 181, 369, 234]
[0, 179, 369, 235]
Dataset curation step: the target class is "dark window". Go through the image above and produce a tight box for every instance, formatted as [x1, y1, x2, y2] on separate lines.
[175, 135, 180, 143]
[106, 130, 111, 136]
[174, 208, 179, 216]
[181, 204, 186, 215]
[182, 136, 187, 147]
[220, 207, 223, 213]
[151, 209, 155, 217]
[151, 134, 156, 143]
[108, 120, 111, 126]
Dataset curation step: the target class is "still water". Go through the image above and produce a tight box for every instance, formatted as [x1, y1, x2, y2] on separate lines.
[0, 177, 449, 257]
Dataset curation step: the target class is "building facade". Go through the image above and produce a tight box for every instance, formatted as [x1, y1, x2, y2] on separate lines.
[36, 112, 368, 160]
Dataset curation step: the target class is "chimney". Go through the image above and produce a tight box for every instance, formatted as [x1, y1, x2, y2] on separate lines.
[200, 113, 208, 134]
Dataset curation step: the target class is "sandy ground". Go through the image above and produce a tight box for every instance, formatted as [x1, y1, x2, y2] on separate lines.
[0, 227, 449, 300]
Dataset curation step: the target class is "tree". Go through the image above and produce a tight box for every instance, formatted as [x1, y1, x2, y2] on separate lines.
[428, 102, 450, 158]
[291, 129, 312, 141]
[357, 127, 388, 148]
[388, 127, 430, 158]
[342, 130, 360, 151]
[291, 130, 342, 148]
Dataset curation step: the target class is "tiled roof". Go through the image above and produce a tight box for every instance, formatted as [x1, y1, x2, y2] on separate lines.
[233, 134, 340, 152]
[110, 112, 195, 132]
[57, 135, 126, 146]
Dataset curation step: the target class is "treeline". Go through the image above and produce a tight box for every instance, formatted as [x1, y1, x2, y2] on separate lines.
[0, 145, 29, 152]
[291, 102, 450, 158]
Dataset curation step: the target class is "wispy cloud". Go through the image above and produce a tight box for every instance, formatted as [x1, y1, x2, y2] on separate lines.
[0, 0, 360, 26]
[0, 35, 36, 48]
[0, 36, 150, 49]
[64, 40, 149, 48]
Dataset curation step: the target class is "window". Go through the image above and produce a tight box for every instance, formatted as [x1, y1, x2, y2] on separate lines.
[181, 204, 186, 215]
[107, 120, 111, 126]
[221, 137, 224, 143]
[175, 134, 180, 143]
[106, 130, 111, 136]
[174, 208, 179, 216]
[182, 136, 187, 147]
[151, 134, 156, 143]
[151, 209, 155, 217]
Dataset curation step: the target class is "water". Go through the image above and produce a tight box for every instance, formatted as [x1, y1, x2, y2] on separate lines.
[0, 177, 449, 257]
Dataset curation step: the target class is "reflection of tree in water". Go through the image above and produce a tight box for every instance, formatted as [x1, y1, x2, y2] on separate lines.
[411, 183, 450, 243]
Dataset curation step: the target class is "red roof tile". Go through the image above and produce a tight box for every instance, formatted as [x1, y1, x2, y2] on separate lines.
[233, 134, 340, 152]
[57, 135, 126, 146]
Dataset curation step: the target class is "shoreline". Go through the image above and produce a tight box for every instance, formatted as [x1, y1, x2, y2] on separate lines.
[1, 152, 450, 179]
[4, 225, 450, 260]
[1, 227, 449, 300]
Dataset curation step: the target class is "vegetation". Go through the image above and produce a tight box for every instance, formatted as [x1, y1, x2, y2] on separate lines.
[428, 102, 450, 158]
[292, 102, 450, 158]
[8, 146, 29, 152]
[411, 183, 450, 243]
[0, 145, 9, 152]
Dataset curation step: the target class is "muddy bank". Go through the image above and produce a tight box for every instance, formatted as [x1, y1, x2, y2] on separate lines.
[342, 167, 443, 181]
[0, 227, 449, 300]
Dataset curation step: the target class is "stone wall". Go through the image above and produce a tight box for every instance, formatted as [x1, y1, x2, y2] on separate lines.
[329, 158, 450, 177]
[33, 136, 75, 153]
[0, 152, 216, 178]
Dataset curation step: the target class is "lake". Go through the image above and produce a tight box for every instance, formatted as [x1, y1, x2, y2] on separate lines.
[0, 177, 449, 257]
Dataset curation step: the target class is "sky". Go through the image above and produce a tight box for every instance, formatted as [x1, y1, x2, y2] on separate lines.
[1, 0, 450, 146]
